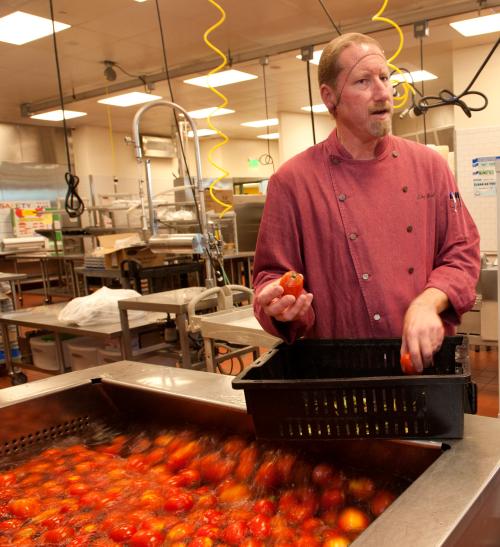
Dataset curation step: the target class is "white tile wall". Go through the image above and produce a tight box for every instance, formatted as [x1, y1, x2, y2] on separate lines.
[455, 127, 500, 253]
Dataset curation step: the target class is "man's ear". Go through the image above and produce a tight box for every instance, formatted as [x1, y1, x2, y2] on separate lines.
[319, 83, 337, 114]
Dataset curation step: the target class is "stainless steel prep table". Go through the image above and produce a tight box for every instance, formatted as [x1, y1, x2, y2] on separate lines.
[119, 286, 250, 370]
[0, 302, 166, 376]
[194, 304, 280, 372]
[0, 272, 28, 309]
[9, 252, 84, 303]
[1, 362, 500, 546]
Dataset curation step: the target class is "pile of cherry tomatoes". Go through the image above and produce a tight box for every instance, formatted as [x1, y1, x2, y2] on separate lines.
[0, 427, 401, 546]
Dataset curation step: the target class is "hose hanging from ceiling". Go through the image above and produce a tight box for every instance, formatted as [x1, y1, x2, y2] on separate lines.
[49, 0, 84, 218]
[371, 0, 416, 112]
[203, 0, 233, 220]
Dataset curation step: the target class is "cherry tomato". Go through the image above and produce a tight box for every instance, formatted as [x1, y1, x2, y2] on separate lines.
[279, 271, 304, 298]
[370, 489, 397, 517]
[129, 529, 165, 547]
[252, 498, 277, 517]
[347, 477, 375, 501]
[164, 489, 194, 513]
[320, 487, 345, 510]
[337, 507, 371, 534]
[248, 514, 271, 539]
[223, 521, 248, 544]
[400, 352, 420, 375]
[40, 526, 75, 544]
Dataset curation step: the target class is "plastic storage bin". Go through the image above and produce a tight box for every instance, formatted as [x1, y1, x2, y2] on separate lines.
[66, 337, 104, 371]
[97, 346, 122, 365]
[29, 336, 73, 371]
[232, 336, 475, 441]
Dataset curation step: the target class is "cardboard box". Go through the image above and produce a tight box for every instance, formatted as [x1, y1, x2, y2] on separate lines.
[92, 234, 166, 270]
[204, 189, 233, 214]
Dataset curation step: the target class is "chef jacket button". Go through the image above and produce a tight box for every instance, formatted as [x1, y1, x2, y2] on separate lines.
[362, 273, 369, 280]
[402, 186, 408, 193]
[392, 150, 399, 158]
[408, 267, 415, 274]
[349, 233, 358, 240]
[406, 225, 413, 233]
[339, 193, 347, 202]
[332, 157, 341, 165]
[373, 313, 381, 321]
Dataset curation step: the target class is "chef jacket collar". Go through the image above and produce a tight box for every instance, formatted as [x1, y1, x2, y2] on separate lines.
[326, 129, 392, 163]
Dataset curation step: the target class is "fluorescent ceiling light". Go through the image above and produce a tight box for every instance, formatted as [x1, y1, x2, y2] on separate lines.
[296, 49, 323, 65]
[391, 70, 438, 84]
[187, 129, 217, 138]
[301, 104, 329, 113]
[188, 107, 235, 119]
[450, 13, 500, 36]
[257, 132, 279, 140]
[0, 11, 70, 45]
[98, 92, 162, 107]
[184, 69, 257, 88]
[241, 118, 279, 128]
[30, 110, 87, 121]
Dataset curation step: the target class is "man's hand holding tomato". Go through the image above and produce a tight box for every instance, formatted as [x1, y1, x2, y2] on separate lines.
[256, 271, 313, 323]
[401, 287, 447, 373]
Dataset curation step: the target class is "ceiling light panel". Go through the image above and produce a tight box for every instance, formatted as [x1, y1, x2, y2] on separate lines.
[257, 132, 280, 140]
[30, 110, 87, 121]
[98, 92, 162, 107]
[391, 70, 438, 84]
[301, 104, 329, 113]
[0, 11, 70, 45]
[187, 129, 217, 138]
[184, 69, 257, 88]
[241, 118, 279, 128]
[450, 13, 500, 36]
[187, 107, 235, 119]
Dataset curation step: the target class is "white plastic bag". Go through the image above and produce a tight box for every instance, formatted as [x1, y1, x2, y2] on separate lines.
[57, 286, 146, 326]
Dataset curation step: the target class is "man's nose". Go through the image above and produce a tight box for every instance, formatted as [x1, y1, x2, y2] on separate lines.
[373, 78, 392, 101]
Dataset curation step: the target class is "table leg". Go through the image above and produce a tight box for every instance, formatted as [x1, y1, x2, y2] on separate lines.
[54, 332, 67, 373]
[9, 281, 18, 310]
[1, 322, 13, 375]
[40, 260, 51, 304]
[203, 337, 216, 373]
[83, 273, 89, 296]
[119, 307, 134, 360]
[176, 312, 192, 369]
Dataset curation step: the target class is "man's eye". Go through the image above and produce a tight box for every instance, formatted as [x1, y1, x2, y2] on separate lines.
[381, 75, 390, 82]
[356, 79, 367, 85]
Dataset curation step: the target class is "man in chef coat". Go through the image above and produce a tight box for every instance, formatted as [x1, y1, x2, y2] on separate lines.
[252, 32, 480, 372]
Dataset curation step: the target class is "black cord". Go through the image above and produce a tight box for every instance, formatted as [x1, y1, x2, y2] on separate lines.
[419, 38, 427, 145]
[413, 37, 499, 118]
[154, 0, 203, 233]
[49, 0, 84, 218]
[113, 63, 147, 87]
[259, 59, 275, 172]
[317, 0, 342, 35]
[306, 60, 317, 144]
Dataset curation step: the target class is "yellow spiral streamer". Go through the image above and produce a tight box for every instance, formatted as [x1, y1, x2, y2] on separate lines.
[372, 0, 415, 110]
[203, 0, 232, 219]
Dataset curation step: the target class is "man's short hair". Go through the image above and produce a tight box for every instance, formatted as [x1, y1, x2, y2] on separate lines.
[318, 33, 385, 90]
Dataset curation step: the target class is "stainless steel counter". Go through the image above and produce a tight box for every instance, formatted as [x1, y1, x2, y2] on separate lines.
[1, 363, 499, 546]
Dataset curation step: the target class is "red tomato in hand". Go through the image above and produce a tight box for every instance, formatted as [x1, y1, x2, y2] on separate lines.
[400, 352, 420, 375]
[279, 271, 304, 298]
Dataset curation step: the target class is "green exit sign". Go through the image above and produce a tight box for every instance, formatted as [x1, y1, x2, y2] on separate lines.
[248, 158, 260, 169]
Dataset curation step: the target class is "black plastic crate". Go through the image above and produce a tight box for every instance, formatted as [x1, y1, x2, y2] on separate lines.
[232, 336, 475, 440]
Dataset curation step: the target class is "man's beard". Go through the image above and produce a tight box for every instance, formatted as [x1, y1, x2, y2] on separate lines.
[369, 117, 392, 137]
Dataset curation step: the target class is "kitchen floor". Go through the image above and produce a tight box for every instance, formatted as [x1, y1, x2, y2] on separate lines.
[0, 292, 498, 419]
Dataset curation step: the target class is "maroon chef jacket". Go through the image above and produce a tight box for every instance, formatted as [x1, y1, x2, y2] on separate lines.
[253, 131, 480, 343]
